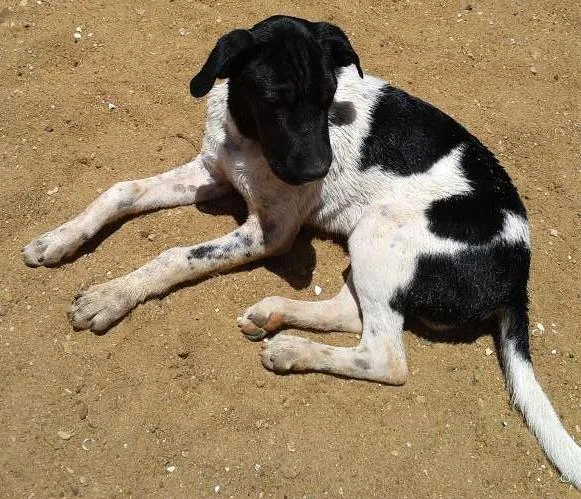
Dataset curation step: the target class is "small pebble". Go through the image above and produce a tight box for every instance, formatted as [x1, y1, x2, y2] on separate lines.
[254, 463, 261, 472]
[551, 349, 557, 355]
[81, 438, 93, 451]
[107, 102, 116, 110]
[76, 401, 88, 420]
[147, 233, 156, 241]
[549, 229, 559, 237]
[485, 347, 493, 356]
[314, 285, 322, 296]
[46, 186, 59, 195]
[58, 430, 74, 440]
[73, 32, 81, 42]
[44, 124, 54, 132]
[214, 485, 220, 493]
[530, 66, 537, 75]
[165, 464, 176, 473]
[502, 421, 508, 427]
[390, 450, 399, 457]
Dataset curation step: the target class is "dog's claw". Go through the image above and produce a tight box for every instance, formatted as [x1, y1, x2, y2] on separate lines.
[238, 316, 269, 341]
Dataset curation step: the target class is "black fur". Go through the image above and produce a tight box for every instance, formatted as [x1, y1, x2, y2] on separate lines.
[190, 15, 363, 185]
[390, 244, 531, 360]
[360, 85, 527, 244]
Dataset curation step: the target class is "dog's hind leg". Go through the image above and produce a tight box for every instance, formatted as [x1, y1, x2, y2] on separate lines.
[22, 154, 230, 267]
[261, 207, 410, 385]
[238, 273, 362, 341]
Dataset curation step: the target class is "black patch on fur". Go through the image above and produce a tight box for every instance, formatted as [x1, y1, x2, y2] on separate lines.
[117, 199, 133, 209]
[329, 101, 356, 127]
[173, 184, 187, 193]
[426, 142, 527, 244]
[242, 234, 253, 247]
[187, 243, 233, 262]
[361, 85, 527, 244]
[360, 86, 468, 175]
[390, 242, 531, 361]
[354, 358, 370, 370]
[233, 231, 253, 247]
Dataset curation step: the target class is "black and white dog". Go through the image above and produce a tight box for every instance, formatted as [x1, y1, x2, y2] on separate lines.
[23, 16, 580, 486]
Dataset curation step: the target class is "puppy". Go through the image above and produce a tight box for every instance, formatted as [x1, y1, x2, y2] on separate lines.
[23, 15, 580, 487]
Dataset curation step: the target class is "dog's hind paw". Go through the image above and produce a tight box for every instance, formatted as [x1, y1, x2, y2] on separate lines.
[238, 296, 286, 341]
[261, 334, 312, 373]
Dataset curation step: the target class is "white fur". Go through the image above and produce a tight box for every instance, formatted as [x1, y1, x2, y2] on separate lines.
[500, 313, 581, 488]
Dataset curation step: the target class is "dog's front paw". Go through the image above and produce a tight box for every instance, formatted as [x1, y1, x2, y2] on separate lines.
[69, 280, 135, 332]
[261, 335, 311, 373]
[238, 296, 287, 341]
[23, 226, 86, 267]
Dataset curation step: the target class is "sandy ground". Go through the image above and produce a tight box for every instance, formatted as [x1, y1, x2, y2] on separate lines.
[1, 0, 580, 497]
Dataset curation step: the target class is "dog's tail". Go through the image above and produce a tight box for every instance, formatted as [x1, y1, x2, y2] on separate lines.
[498, 304, 581, 489]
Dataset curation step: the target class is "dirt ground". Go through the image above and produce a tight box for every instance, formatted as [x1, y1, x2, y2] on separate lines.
[1, 0, 579, 497]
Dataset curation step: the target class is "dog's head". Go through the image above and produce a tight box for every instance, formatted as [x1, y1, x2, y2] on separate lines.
[190, 15, 363, 185]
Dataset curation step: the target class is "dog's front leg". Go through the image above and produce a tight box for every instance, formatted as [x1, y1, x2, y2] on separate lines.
[68, 214, 294, 332]
[22, 154, 230, 267]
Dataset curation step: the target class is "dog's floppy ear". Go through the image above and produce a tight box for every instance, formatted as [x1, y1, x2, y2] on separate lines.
[190, 29, 255, 98]
[313, 22, 363, 78]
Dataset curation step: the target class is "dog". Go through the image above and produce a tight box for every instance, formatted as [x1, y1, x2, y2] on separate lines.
[22, 15, 580, 487]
